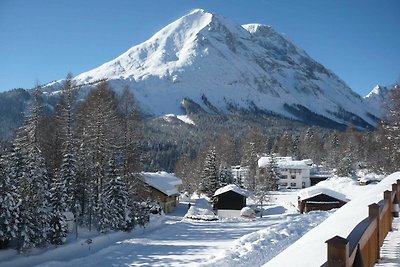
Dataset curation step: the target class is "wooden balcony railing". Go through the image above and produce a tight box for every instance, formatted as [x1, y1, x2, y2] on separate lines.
[323, 179, 400, 267]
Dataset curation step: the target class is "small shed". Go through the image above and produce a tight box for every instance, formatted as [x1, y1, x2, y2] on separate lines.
[213, 184, 251, 218]
[298, 187, 349, 214]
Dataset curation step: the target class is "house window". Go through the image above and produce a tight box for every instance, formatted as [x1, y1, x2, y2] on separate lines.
[291, 175, 296, 179]
[290, 182, 296, 187]
[302, 182, 306, 188]
[281, 182, 288, 186]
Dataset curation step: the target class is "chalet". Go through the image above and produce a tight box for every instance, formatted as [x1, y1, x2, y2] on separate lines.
[140, 172, 183, 213]
[298, 186, 349, 213]
[258, 156, 313, 189]
[213, 184, 251, 218]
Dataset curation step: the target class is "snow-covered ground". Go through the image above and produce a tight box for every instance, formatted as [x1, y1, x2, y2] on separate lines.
[1, 175, 385, 267]
[264, 172, 400, 267]
[0, 189, 327, 267]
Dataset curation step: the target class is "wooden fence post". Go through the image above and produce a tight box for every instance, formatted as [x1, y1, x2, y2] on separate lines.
[326, 236, 350, 267]
[397, 180, 400, 206]
[384, 190, 393, 232]
[369, 203, 380, 261]
[392, 184, 399, 217]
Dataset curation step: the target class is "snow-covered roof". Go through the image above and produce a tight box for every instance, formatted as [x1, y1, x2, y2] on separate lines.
[358, 173, 385, 183]
[258, 157, 312, 169]
[298, 186, 349, 203]
[141, 172, 182, 196]
[214, 184, 251, 197]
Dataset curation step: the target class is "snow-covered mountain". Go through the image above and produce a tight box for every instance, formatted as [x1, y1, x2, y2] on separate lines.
[364, 84, 399, 116]
[42, 9, 379, 128]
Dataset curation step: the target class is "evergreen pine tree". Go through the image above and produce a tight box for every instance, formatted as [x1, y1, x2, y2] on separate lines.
[200, 147, 220, 198]
[48, 173, 68, 245]
[14, 88, 51, 251]
[0, 156, 20, 248]
[102, 156, 129, 231]
[55, 75, 80, 237]
[218, 163, 234, 186]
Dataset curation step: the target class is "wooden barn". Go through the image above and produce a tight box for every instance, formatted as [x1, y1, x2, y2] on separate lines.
[298, 187, 349, 214]
[213, 184, 250, 218]
[140, 172, 182, 213]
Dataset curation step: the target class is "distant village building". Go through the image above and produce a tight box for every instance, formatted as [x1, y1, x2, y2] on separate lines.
[231, 165, 249, 186]
[140, 172, 183, 213]
[258, 156, 313, 189]
[213, 184, 251, 218]
[298, 187, 349, 213]
[309, 168, 333, 186]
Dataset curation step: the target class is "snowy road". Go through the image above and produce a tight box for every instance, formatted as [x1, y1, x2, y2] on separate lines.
[35, 204, 287, 267]
[1, 191, 332, 267]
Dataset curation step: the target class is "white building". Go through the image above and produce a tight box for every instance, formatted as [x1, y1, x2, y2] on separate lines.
[258, 156, 312, 189]
[231, 165, 249, 185]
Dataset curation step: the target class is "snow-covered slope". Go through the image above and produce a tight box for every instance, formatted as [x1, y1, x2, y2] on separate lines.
[44, 9, 379, 127]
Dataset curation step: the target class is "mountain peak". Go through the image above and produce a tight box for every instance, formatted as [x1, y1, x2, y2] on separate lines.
[188, 8, 208, 15]
[57, 9, 379, 128]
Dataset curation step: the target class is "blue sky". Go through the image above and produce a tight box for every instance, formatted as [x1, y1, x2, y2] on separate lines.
[0, 0, 399, 96]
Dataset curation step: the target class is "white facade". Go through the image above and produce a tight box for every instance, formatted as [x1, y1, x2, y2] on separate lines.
[231, 165, 249, 186]
[258, 156, 312, 189]
[278, 165, 311, 189]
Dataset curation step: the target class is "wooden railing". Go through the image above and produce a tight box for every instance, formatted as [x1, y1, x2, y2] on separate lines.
[324, 179, 400, 267]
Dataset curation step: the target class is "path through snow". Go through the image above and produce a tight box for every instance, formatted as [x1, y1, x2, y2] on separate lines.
[376, 217, 400, 267]
[1, 191, 332, 267]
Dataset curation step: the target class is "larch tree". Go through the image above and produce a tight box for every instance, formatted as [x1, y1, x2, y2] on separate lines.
[241, 127, 265, 191]
[118, 86, 143, 213]
[255, 154, 279, 217]
[75, 81, 122, 230]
